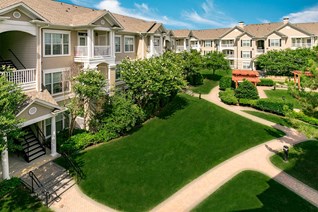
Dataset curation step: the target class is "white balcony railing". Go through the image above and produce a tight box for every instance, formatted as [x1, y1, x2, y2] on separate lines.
[94, 45, 111, 57]
[75, 45, 111, 57]
[257, 49, 265, 53]
[154, 46, 161, 55]
[0, 68, 36, 90]
[176, 45, 185, 52]
[221, 44, 234, 48]
[75, 46, 88, 57]
[225, 54, 235, 58]
[292, 43, 312, 48]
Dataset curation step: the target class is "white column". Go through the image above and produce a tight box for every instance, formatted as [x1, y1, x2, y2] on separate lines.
[87, 29, 94, 59]
[51, 115, 57, 157]
[159, 35, 163, 54]
[141, 35, 145, 59]
[36, 26, 42, 92]
[1, 135, 10, 180]
[183, 39, 187, 51]
[150, 35, 154, 56]
[110, 31, 115, 58]
[311, 36, 315, 48]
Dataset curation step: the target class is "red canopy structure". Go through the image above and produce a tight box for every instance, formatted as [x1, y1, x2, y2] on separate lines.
[232, 70, 260, 88]
[292, 70, 314, 89]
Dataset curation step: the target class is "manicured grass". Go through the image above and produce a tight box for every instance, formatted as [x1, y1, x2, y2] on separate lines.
[271, 140, 318, 191]
[191, 69, 231, 94]
[192, 171, 317, 211]
[264, 89, 301, 108]
[243, 110, 292, 127]
[0, 185, 51, 212]
[72, 94, 284, 211]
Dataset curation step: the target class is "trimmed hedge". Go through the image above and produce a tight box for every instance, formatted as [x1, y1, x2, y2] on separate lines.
[257, 78, 275, 86]
[255, 99, 293, 115]
[219, 89, 238, 105]
[239, 98, 257, 107]
[290, 111, 318, 126]
[219, 76, 232, 91]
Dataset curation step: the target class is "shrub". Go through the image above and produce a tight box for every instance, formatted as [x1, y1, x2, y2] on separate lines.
[60, 132, 95, 154]
[255, 99, 293, 115]
[289, 111, 318, 126]
[257, 78, 275, 86]
[219, 89, 238, 105]
[219, 76, 232, 90]
[239, 98, 257, 107]
[0, 178, 21, 197]
[186, 72, 203, 86]
[235, 80, 259, 100]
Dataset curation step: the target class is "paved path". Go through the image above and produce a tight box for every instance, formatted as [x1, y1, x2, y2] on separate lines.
[151, 86, 318, 212]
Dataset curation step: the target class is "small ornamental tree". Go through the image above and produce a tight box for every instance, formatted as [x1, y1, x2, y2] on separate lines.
[0, 73, 27, 153]
[180, 50, 204, 85]
[235, 79, 259, 100]
[72, 69, 107, 130]
[204, 51, 231, 75]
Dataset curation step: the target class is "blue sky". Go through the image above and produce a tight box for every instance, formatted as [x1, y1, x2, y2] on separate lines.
[60, 0, 318, 29]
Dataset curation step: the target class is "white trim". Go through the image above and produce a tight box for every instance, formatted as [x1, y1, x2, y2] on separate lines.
[43, 68, 71, 96]
[16, 99, 62, 117]
[20, 113, 54, 128]
[0, 20, 37, 35]
[54, 93, 75, 102]
[115, 35, 122, 53]
[124, 35, 135, 53]
[43, 29, 71, 57]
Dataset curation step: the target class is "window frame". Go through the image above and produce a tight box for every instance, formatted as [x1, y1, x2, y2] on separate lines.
[241, 51, 251, 59]
[115, 35, 122, 53]
[205, 40, 212, 47]
[44, 113, 70, 139]
[43, 30, 71, 57]
[269, 39, 281, 47]
[124, 36, 135, 53]
[44, 68, 71, 96]
[242, 61, 251, 69]
[241, 40, 251, 47]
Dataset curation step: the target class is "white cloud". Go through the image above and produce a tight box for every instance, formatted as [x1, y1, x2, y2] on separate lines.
[285, 5, 318, 23]
[183, 0, 236, 28]
[258, 19, 270, 24]
[96, 0, 193, 28]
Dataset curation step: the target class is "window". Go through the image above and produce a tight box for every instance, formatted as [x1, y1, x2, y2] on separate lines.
[205, 40, 212, 47]
[241, 40, 251, 47]
[292, 38, 311, 47]
[241, 51, 251, 58]
[44, 69, 70, 95]
[154, 37, 160, 46]
[45, 113, 69, 138]
[269, 39, 281, 47]
[115, 36, 121, 53]
[115, 67, 121, 81]
[44, 30, 70, 56]
[124, 36, 134, 52]
[78, 32, 87, 46]
[243, 61, 251, 69]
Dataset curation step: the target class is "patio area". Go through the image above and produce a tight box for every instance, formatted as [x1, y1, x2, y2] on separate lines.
[0, 148, 60, 178]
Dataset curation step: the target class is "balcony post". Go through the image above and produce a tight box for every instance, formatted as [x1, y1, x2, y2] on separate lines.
[183, 39, 187, 51]
[110, 31, 115, 58]
[159, 35, 163, 54]
[50, 114, 58, 157]
[87, 29, 94, 58]
[150, 35, 154, 56]
[36, 26, 42, 92]
[311, 36, 315, 48]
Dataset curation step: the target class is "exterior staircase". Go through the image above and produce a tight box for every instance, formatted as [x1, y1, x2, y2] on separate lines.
[21, 161, 75, 206]
[0, 59, 17, 70]
[21, 127, 46, 162]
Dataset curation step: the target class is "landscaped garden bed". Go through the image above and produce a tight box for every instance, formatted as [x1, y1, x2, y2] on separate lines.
[192, 170, 317, 211]
[63, 94, 284, 211]
[271, 140, 318, 191]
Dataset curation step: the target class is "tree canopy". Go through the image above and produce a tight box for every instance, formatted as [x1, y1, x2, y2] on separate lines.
[204, 51, 231, 75]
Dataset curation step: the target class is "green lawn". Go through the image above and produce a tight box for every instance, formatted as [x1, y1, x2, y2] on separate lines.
[191, 69, 231, 94]
[68, 94, 284, 211]
[271, 140, 318, 191]
[192, 171, 317, 212]
[264, 89, 301, 108]
[243, 110, 292, 127]
[0, 186, 51, 212]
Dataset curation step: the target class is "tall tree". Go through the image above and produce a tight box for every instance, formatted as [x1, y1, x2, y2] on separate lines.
[72, 69, 107, 130]
[0, 74, 27, 153]
[204, 51, 231, 75]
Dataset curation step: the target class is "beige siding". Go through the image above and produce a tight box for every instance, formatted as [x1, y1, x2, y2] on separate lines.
[42, 30, 77, 70]
[18, 102, 53, 121]
[279, 26, 310, 48]
[93, 18, 112, 28]
[222, 29, 243, 39]
[0, 31, 36, 69]
[115, 34, 138, 63]
[2, 10, 32, 22]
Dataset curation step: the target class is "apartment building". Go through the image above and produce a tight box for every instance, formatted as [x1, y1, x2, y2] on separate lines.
[0, 0, 168, 178]
[186, 19, 318, 70]
[171, 30, 192, 53]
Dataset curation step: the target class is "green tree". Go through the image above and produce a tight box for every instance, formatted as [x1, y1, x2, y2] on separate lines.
[119, 52, 186, 113]
[256, 48, 318, 76]
[204, 51, 231, 75]
[180, 50, 204, 85]
[0, 74, 27, 153]
[72, 69, 107, 130]
[235, 80, 259, 100]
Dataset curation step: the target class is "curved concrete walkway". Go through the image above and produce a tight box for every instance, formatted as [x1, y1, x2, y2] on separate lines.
[151, 86, 318, 212]
[51, 86, 318, 211]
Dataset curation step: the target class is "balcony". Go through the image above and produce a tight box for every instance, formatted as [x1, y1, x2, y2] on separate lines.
[221, 43, 234, 48]
[176, 45, 185, 52]
[256, 49, 265, 54]
[292, 43, 312, 48]
[0, 68, 36, 90]
[75, 46, 111, 57]
[225, 54, 235, 58]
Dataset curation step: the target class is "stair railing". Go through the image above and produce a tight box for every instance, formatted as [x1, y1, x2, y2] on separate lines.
[8, 49, 26, 69]
[29, 171, 50, 206]
[61, 153, 84, 181]
[23, 132, 30, 162]
[34, 125, 47, 153]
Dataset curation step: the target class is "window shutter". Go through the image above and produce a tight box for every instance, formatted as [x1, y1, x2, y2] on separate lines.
[250, 51, 252, 58]
[250, 40, 252, 47]
[241, 40, 243, 47]
[268, 40, 270, 47]
[280, 39, 282, 47]
[241, 51, 243, 58]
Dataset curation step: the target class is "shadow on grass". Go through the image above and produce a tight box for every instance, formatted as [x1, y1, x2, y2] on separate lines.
[264, 128, 285, 138]
[203, 73, 222, 81]
[157, 95, 189, 119]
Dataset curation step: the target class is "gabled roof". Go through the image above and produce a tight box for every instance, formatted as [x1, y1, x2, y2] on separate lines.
[172, 29, 192, 38]
[243, 22, 283, 38]
[219, 26, 245, 39]
[295, 22, 318, 35]
[192, 28, 230, 40]
[0, 0, 121, 27]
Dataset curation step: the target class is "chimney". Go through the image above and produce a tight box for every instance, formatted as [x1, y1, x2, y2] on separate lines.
[283, 17, 289, 24]
[238, 21, 245, 28]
